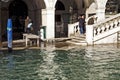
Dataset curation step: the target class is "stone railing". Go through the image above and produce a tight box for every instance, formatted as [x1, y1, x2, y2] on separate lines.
[68, 15, 97, 37]
[68, 22, 79, 37]
[86, 13, 120, 45]
[94, 15, 120, 34]
[86, 15, 97, 25]
[68, 13, 120, 45]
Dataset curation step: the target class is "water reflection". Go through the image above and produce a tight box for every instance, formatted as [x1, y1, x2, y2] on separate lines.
[37, 50, 60, 80]
[85, 45, 120, 80]
[0, 45, 120, 80]
[53, 49, 89, 80]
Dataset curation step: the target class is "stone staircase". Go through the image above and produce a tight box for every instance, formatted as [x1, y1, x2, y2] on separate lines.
[68, 13, 120, 45]
[66, 32, 88, 46]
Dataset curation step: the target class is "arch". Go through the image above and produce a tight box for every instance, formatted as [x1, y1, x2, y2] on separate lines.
[55, 0, 66, 38]
[9, 0, 28, 40]
[38, 0, 46, 9]
[86, 2, 97, 18]
[9, 0, 28, 18]
[34, 0, 46, 9]
[105, 0, 118, 15]
[1, 0, 47, 41]
[55, 0, 65, 10]
[84, 0, 94, 8]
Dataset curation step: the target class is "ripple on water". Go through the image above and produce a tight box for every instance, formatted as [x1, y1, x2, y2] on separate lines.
[0, 44, 120, 80]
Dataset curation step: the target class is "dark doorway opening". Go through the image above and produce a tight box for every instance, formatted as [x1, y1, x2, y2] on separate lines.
[55, 0, 68, 38]
[9, 0, 28, 40]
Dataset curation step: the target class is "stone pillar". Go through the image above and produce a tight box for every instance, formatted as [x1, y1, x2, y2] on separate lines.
[42, 8, 55, 39]
[95, 0, 107, 22]
[86, 25, 94, 45]
[96, 7, 106, 22]
[42, 9, 47, 27]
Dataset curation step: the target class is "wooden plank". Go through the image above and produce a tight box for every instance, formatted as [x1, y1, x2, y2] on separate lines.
[23, 33, 40, 47]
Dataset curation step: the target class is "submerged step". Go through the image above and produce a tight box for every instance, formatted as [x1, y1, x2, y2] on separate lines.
[66, 40, 88, 46]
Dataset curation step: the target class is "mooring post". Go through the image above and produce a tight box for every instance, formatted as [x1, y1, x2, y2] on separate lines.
[7, 18, 12, 52]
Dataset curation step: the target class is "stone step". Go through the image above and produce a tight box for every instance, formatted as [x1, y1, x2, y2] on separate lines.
[66, 40, 87, 46]
[66, 36, 87, 46]
[72, 39, 86, 43]
[72, 37, 85, 41]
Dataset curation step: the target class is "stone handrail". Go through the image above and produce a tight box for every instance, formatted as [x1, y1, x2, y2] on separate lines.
[86, 15, 97, 25]
[68, 22, 79, 37]
[86, 13, 120, 45]
[68, 13, 120, 45]
[68, 15, 97, 37]
[93, 14, 120, 39]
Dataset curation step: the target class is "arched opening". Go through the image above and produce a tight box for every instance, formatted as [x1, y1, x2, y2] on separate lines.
[9, 0, 28, 40]
[55, 0, 67, 38]
[105, 0, 118, 16]
[55, 1, 65, 10]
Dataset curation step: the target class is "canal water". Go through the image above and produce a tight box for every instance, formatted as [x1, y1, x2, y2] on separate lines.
[0, 44, 120, 80]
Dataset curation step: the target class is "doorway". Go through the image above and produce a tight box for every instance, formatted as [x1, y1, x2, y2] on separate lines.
[9, 0, 28, 40]
[55, 0, 68, 38]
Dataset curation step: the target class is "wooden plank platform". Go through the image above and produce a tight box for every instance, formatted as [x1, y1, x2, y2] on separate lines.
[23, 33, 40, 47]
[2, 39, 28, 47]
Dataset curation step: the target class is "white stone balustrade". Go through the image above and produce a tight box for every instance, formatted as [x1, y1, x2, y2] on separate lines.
[68, 22, 79, 37]
[93, 16, 120, 37]
[68, 13, 120, 45]
[86, 13, 120, 45]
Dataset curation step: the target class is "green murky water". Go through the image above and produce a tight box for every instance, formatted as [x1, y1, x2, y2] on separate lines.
[0, 45, 120, 80]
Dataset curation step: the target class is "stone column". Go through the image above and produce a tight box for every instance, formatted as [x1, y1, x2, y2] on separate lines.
[42, 8, 55, 39]
[86, 25, 94, 45]
[95, 0, 107, 22]
[96, 7, 106, 22]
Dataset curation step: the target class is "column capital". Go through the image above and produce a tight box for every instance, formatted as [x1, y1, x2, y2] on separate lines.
[42, 7, 55, 12]
[42, 8, 55, 15]
[42, 7, 55, 11]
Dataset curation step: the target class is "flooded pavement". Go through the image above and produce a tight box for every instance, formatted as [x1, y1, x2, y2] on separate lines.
[0, 43, 120, 80]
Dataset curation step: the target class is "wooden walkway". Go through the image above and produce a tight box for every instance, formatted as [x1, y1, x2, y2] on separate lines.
[2, 33, 40, 48]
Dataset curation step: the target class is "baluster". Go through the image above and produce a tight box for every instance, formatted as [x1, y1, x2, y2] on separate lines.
[76, 25, 78, 33]
[75, 25, 78, 36]
[117, 18, 120, 26]
[77, 23, 79, 33]
[93, 27, 97, 36]
[109, 21, 114, 29]
[74, 26, 76, 34]
[113, 19, 117, 28]
[101, 25, 105, 33]
[115, 18, 117, 26]
[106, 23, 110, 31]
[112, 20, 116, 28]
[97, 27, 101, 35]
